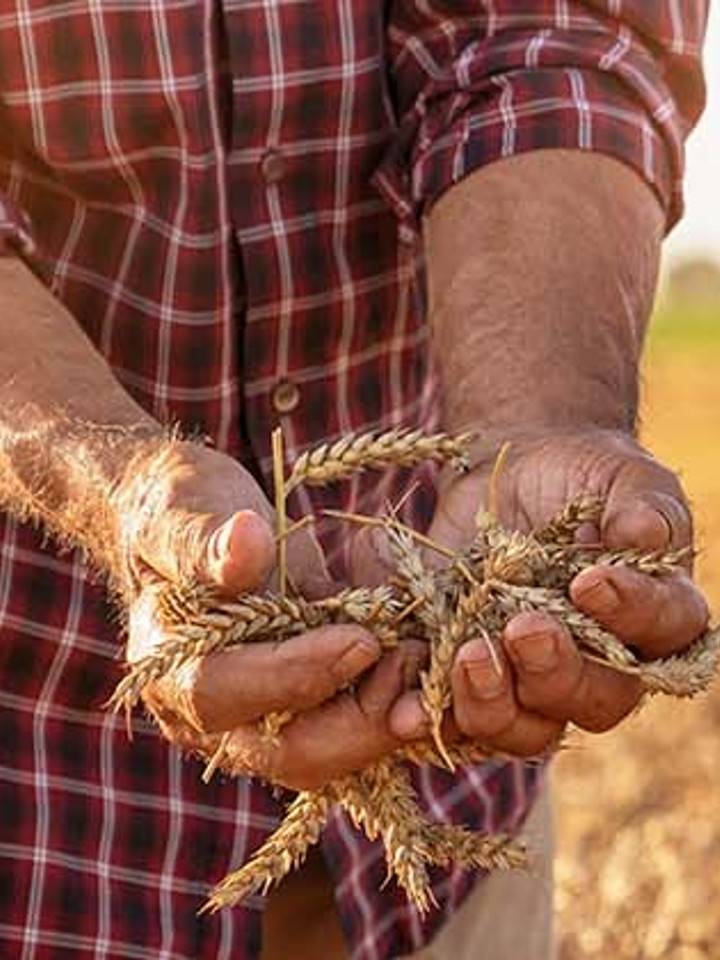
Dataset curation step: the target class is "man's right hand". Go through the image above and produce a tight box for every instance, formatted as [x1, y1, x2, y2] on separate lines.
[114, 440, 420, 790]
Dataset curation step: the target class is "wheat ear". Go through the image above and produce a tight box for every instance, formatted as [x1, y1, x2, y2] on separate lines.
[421, 587, 490, 769]
[335, 760, 437, 913]
[201, 790, 331, 913]
[285, 429, 472, 493]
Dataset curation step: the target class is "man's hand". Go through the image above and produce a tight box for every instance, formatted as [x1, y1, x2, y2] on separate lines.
[354, 429, 709, 756]
[363, 149, 711, 759]
[115, 440, 421, 790]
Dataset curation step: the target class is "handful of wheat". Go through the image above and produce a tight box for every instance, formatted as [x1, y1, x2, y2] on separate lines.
[109, 428, 720, 914]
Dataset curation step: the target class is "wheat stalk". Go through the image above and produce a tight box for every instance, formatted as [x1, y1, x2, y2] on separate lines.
[108, 429, 720, 917]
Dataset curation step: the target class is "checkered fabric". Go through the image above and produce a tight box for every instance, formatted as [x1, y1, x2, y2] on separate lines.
[0, 2, 705, 958]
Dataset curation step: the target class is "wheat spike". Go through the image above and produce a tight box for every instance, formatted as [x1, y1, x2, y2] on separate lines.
[633, 625, 720, 696]
[497, 583, 639, 669]
[201, 790, 331, 913]
[421, 586, 490, 769]
[334, 760, 437, 912]
[535, 495, 605, 545]
[285, 429, 472, 494]
[423, 822, 527, 872]
[107, 436, 720, 917]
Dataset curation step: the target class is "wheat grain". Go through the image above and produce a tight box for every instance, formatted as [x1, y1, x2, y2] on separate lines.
[108, 431, 720, 916]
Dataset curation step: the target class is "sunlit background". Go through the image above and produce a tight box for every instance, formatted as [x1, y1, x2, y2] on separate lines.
[665, 9, 720, 265]
[555, 8, 720, 958]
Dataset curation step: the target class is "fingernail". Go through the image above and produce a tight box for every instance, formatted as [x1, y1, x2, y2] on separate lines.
[575, 575, 621, 615]
[334, 636, 379, 683]
[509, 632, 558, 673]
[463, 650, 505, 699]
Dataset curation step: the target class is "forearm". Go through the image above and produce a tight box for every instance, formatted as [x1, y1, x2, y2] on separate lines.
[425, 150, 664, 442]
[0, 257, 163, 574]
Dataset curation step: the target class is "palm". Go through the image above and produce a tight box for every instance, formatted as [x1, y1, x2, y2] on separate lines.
[429, 429, 689, 556]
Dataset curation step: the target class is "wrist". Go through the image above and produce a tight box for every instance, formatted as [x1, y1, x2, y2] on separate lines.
[5, 414, 168, 584]
[436, 346, 640, 440]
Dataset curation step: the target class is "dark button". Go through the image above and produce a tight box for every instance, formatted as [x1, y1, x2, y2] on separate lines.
[260, 148, 287, 185]
[272, 378, 300, 414]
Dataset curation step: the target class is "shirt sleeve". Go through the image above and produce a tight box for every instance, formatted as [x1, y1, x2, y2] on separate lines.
[373, 1, 707, 236]
[0, 194, 34, 256]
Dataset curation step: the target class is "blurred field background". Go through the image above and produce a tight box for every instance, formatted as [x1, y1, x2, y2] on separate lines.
[554, 8, 720, 953]
[555, 274, 720, 959]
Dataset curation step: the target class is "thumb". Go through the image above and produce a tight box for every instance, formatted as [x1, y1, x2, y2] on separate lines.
[198, 509, 276, 592]
[600, 455, 693, 553]
[134, 507, 276, 594]
[347, 524, 396, 588]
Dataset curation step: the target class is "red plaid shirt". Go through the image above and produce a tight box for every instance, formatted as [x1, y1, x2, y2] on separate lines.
[0, 2, 706, 957]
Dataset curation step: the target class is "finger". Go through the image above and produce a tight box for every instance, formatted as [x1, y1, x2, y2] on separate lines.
[284, 524, 338, 600]
[162, 625, 380, 732]
[224, 647, 414, 790]
[145, 502, 334, 599]
[386, 642, 516, 745]
[504, 612, 642, 732]
[451, 641, 563, 756]
[200, 509, 276, 592]
[450, 640, 519, 737]
[348, 524, 399, 588]
[570, 565, 709, 659]
[192, 506, 335, 598]
[387, 642, 562, 758]
[601, 457, 692, 553]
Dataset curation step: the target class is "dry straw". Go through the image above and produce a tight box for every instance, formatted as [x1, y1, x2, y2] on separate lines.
[109, 428, 720, 915]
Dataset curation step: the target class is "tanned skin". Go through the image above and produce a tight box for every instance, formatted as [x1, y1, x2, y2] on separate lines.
[0, 150, 708, 787]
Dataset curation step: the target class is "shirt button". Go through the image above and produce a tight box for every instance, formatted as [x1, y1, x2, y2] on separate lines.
[272, 378, 300, 414]
[260, 148, 287, 184]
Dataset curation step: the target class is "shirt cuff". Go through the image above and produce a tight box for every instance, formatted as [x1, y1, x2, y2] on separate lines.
[0, 196, 35, 257]
[374, 63, 683, 239]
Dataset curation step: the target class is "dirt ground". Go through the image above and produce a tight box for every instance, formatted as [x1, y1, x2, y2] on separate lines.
[555, 335, 720, 959]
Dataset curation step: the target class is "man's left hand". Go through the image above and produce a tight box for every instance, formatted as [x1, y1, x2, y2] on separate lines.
[352, 428, 709, 757]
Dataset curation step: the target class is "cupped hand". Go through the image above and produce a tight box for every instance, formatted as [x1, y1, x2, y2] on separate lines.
[113, 440, 419, 790]
[353, 428, 709, 757]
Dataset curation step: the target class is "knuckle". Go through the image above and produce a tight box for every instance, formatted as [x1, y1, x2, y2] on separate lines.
[576, 685, 640, 733]
[510, 726, 563, 758]
[579, 709, 628, 734]
[456, 697, 517, 739]
[517, 671, 578, 711]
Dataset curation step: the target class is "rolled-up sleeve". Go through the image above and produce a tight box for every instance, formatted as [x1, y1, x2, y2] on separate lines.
[373, 1, 707, 233]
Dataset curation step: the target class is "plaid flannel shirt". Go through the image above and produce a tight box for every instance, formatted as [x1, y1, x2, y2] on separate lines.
[0, 2, 706, 958]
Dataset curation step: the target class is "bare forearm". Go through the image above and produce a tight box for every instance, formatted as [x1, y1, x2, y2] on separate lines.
[425, 150, 664, 441]
[0, 257, 162, 573]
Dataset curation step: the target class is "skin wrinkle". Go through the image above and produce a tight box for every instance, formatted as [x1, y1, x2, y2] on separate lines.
[0, 152, 709, 798]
